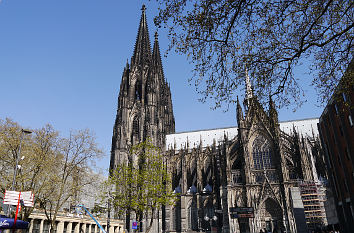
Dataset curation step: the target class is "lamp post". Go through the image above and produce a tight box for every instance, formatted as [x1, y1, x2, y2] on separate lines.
[204, 215, 217, 233]
[7, 129, 32, 216]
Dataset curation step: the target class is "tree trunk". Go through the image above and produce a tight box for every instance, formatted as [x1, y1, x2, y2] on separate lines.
[145, 208, 155, 233]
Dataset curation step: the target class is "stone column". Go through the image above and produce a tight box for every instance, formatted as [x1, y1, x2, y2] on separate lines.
[81, 223, 86, 233]
[94, 224, 98, 233]
[67, 222, 73, 233]
[56, 221, 65, 233]
[39, 219, 44, 233]
[108, 225, 114, 233]
[88, 224, 92, 233]
[74, 222, 80, 233]
[29, 219, 34, 233]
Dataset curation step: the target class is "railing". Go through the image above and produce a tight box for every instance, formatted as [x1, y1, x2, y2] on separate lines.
[231, 169, 279, 184]
[252, 169, 279, 183]
[231, 170, 243, 184]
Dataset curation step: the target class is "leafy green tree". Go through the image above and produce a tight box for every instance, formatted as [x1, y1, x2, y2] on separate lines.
[0, 118, 102, 233]
[106, 140, 176, 233]
[154, 0, 354, 109]
[38, 129, 102, 233]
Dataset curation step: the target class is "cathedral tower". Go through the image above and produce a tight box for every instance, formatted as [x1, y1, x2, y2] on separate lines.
[110, 5, 175, 171]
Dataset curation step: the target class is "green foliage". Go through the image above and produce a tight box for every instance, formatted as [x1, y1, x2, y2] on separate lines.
[91, 204, 106, 216]
[0, 118, 103, 228]
[106, 140, 177, 232]
[154, 0, 354, 109]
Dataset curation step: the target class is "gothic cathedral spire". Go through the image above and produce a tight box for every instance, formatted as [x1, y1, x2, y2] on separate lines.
[132, 4, 152, 67]
[110, 6, 175, 172]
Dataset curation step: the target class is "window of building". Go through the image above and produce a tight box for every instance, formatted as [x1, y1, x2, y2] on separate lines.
[72, 223, 77, 233]
[349, 114, 353, 127]
[187, 202, 198, 231]
[43, 220, 51, 233]
[32, 220, 41, 233]
[133, 117, 139, 136]
[63, 222, 68, 233]
[252, 135, 273, 170]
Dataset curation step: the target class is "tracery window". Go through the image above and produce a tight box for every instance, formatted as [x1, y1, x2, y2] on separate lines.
[187, 201, 198, 230]
[133, 117, 139, 137]
[252, 135, 274, 170]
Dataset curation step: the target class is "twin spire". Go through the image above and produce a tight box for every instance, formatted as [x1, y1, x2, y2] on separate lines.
[132, 4, 161, 70]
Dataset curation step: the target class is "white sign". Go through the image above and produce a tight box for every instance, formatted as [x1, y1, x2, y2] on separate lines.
[0, 220, 10, 227]
[3, 191, 34, 207]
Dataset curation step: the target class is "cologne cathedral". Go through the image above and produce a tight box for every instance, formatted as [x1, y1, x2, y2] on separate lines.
[110, 6, 332, 233]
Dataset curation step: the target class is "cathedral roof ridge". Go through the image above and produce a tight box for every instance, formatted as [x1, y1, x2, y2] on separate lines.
[168, 125, 238, 135]
[167, 117, 319, 136]
[278, 117, 319, 123]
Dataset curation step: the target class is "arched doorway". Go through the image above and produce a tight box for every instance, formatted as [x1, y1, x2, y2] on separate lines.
[259, 198, 283, 233]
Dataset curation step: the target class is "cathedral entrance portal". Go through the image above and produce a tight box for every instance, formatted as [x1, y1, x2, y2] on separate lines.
[259, 198, 283, 233]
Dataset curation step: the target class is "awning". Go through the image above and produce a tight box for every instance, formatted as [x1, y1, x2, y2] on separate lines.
[0, 216, 29, 229]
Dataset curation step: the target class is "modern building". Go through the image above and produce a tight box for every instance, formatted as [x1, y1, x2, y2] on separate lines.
[110, 6, 336, 233]
[26, 210, 124, 233]
[318, 59, 354, 233]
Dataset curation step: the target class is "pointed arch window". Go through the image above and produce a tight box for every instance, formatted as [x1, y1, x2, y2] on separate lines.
[135, 81, 142, 100]
[133, 117, 139, 137]
[252, 135, 274, 170]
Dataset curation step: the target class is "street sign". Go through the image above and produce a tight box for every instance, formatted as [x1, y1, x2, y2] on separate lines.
[0, 217, 29, 229]
[238, 213, 254, 218]
[235, 207, 254, 213]
[132, 221, 138, 230]
[229, 207, 254, 218]
[3, 191, 34, 207]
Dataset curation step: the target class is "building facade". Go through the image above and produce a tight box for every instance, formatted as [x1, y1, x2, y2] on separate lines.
[110, 6, 334, 233]
[165, 96, 328, 233]
[318, 59, 354, 233]
[27, 211, 124, 233]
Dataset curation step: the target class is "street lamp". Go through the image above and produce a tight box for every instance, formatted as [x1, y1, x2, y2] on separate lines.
[7, 129, 32, 216]
[204, 215, 217, 233]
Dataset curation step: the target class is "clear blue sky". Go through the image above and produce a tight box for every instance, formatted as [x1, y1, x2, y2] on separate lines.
[0, 0, 323, 173]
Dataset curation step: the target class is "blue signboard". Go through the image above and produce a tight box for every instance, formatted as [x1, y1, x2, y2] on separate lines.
[132, 221, 138, 230]
[0, 216, 29, 229]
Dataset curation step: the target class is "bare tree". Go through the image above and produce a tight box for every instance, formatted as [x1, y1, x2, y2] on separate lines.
[0, 119, 103, 233]
[154, 0, 354, 109]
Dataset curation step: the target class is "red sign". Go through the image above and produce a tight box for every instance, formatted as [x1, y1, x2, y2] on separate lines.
[238, 213, 254, 218]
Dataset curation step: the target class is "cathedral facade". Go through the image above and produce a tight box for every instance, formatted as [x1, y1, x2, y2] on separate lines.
[110, 5, 175, 171]
[110, 6, 330, 233]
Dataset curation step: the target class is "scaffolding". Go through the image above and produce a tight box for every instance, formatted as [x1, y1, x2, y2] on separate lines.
[299, 181, 327, 231]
